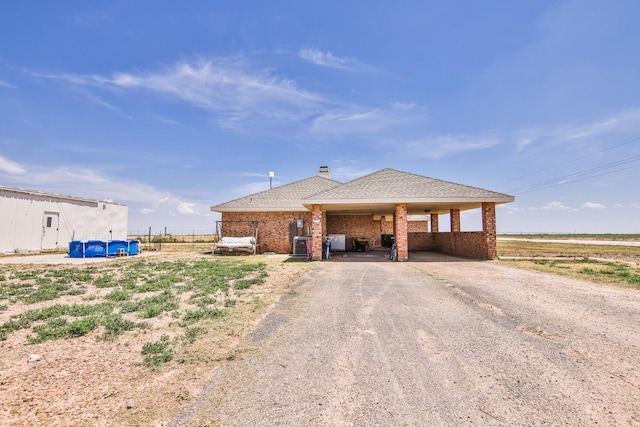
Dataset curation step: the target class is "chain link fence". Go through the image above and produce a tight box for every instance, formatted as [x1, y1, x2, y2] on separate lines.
[128, 228, 219, 252]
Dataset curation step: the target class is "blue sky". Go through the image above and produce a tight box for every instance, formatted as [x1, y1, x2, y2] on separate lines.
[1, 1, 639, 234]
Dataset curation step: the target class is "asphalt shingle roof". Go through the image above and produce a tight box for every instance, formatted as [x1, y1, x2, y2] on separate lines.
[305, 168, 513, 201]
[210, 168, 514, 212]
[210, 176, 342, 211]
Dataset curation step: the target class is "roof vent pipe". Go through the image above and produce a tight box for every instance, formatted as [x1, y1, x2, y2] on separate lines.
[318, 166, 331, 179]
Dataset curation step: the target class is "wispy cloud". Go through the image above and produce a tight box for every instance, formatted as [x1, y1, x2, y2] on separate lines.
[73, 9, 112, 28]
[177, 202, 198, 215]
[237, 181, 271, 196]
[0, 155, 26, 174]
[1, 161, 207, 220]
[582, 202, 606, 209]
[511, 109, 640, 151]
[31, 58, 326, 125]
[0, 79, 16, 89]
[555, 110, 640, 142]
[331, 165, 376, 182]
[299, 48, 358, 70]
[541, 200, 572, 211]
[311, 103, 425, 135]
[401, 134, 500, 159]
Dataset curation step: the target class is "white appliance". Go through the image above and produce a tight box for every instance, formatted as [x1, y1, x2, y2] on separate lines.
[328, 234, 346, 251]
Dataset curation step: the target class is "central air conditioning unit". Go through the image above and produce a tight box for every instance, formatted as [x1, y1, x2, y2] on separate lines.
[293, 236, 309, 256]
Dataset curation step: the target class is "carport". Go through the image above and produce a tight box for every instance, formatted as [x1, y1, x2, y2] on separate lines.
[302, 169, 514, 261]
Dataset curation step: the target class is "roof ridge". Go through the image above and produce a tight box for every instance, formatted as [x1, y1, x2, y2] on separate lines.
[211, 175, 342, 206]
[339, 168, 512, 198]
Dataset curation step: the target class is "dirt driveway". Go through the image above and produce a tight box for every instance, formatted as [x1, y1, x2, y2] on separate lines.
[168, 253, 640, 426]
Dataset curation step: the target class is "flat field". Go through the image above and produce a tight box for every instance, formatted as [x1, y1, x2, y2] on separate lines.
[1, 236, 639, 425]
[498, 235, 640, 288]
[0, 253, 310, 426]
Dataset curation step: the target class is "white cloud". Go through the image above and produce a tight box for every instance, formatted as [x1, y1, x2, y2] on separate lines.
[582, 202, 606, 209]
[299, 48, 356, 70]
[0, 156, 26, 174]
[511, 109, 640, 151]
[555, 109, 640, 142]
[331, 165, 376, 182]
[0, 162, 198, 212]
[402, 134, 500, 159]
[0, 80, 16, 89]
[615, 203, 624, 208]
[513, 128, 540, 152]
[311, 103, 425, 135]
[177, 202, 198, 215]
[31, 58, 325, 124]
[238, 181, 271, 196]
[140, 208, 155, 214]
[541, 200, 571, 211]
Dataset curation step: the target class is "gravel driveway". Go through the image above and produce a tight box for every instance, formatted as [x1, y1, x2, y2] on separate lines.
[170, 253, 640, 426]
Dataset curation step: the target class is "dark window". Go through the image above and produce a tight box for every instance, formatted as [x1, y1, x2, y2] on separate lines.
[46, 217, 52, 228]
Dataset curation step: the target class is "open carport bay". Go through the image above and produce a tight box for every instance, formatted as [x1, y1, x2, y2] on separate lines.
[172, 254, 640, 426]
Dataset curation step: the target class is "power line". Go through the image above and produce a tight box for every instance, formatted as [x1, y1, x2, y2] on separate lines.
[492, 134, 640, 188]
[508, 154, 640, 195]
[514, 163, 640, 195]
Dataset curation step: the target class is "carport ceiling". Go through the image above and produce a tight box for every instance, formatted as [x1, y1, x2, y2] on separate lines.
[318, 200, 490, 216]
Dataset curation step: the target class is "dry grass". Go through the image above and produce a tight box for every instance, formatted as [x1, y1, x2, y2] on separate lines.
[0, 253, 311, 426]
[497, 239, 640, 289]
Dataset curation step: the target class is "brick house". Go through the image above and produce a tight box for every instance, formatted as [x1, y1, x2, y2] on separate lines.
[210, 167, 514, 261]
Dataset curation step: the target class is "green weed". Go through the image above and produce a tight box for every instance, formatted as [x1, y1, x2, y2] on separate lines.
[183, 308, 225, 323]
[100, 314, 136, 340]
[29, 315, 99, 343]
[93, 275, 116, 288]
[182, 326, 207, 344]
[142, 334, 173, 368]
[105, 289, 131, 302]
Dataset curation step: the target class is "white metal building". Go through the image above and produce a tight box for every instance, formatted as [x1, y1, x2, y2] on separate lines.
[0, 185, 128, 254]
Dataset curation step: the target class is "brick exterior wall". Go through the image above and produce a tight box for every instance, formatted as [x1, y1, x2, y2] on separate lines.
[395, 203, 408, 261]
[433, 232, 487, 258]
[407, 220, 428, 232]
[482, 202, 497, 259]
[222, 206, 496, 260]
[450, 209, 461, 232]
[326, 214, 379, 250]
[220, 211, 312, 254]
[430, 214, 439, 232]
[311, 205, 323, 260]
[408, 232, 434, 250]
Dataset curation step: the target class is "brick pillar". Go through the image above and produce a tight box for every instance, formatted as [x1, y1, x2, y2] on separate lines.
[482, 202, 497, 259]
[450, 209, 461, 232]
[430, 213, 439, 233]
[311, 204, 323, 261]
[395, 203, 409, 261]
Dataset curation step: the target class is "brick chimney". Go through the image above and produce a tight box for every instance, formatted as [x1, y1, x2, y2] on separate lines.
[318, 166, 331, 179]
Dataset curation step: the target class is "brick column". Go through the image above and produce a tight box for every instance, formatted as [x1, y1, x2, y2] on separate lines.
[395, 203, 409, 261]
[450, 209, 461, 232]
[311, 204, 323, 261]
[430, 213, 439, 233]
[482, 202, 497, 259]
